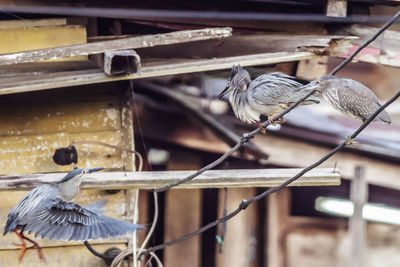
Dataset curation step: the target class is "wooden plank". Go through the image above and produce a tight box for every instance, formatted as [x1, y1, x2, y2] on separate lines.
[267, 188, 291, 267]
[164, 151, 202, 267]
[0, 99, 121, 135]
[0, 51, 315, 95]
[326, 0, 348, 17]
[0, 25, 86, 61]
[0, 131, 123, 174]
[119, 88, 139, 266]
[215, 188, 258, 267]
[0, 168, 341, 191]
[0, 27, 232, 65]
[349, 166, 367, 267]
[0, 18, 66, 29]
[136, 34, 356, 59]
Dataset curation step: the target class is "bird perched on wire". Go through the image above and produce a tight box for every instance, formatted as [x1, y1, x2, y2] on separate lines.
[218, 65, 320, 133]
[4, 167, 142, 263]
[299, 75, 391, 124]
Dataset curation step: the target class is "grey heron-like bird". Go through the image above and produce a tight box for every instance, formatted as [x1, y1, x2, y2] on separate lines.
[218, 65, 320, 133]
[4, 167, 142, 262]
[300, 75, 391, 124]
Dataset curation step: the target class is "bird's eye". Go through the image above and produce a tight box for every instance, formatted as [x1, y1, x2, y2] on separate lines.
[227, 81, 231, 86]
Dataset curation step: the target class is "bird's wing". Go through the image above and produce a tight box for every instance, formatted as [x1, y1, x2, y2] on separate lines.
[337, 82, 381, 119]
[249, 73, 303, 105]
[21, 197, 141, 241]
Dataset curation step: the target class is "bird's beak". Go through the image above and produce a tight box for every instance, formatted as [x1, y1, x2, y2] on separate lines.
[218, 85, 232, 99]
[88, 167, 105, 173]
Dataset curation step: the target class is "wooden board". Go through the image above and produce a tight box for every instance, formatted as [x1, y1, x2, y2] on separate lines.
[0, 168, 341, 191]
[0, 52, 315, 95]
[0, 83, 133, 265]
[164, 151, 202, 267]
[215, 188, 258, 267]
[0, 18, 66, 29]
[0, 27, 231, 65]
[0, 25, 87, 61]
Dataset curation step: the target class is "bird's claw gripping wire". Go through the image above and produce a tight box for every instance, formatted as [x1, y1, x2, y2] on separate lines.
[268, 115, 285, 126]
[259, 124, 268, 134]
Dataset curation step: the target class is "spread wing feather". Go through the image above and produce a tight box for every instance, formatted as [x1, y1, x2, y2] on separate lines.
[20, 197, 141, 241]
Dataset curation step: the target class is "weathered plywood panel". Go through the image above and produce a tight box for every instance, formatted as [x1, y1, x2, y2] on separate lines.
[0, 131, 123, 174]
[0, 99, 121, 136]
[0, 189, 128, 249]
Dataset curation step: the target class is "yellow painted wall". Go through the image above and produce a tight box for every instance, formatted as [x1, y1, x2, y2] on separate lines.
[0, 84, 134, 266]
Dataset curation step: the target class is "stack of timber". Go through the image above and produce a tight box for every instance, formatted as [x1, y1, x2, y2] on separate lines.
[0, 17, 359, 96]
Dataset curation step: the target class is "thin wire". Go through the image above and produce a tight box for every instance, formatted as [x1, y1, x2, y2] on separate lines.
[155, 9, 400, 193]
[143, 90, 400, 255]
[137, 192, 159, 257]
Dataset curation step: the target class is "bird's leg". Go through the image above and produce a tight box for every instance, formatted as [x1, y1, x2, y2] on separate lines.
[13, 227, 45, 262]
[13, 228, 27, 263]
[20, 232, 45, 262]
[259, 124, 268, 134]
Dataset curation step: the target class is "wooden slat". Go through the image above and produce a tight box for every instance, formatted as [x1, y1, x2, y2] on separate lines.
[267, 188, 291, 267]
[0, 51, 315, 95]
[216, 188, 258, 267]
[0, 25, 87, 61]
[0, 27, 232, 65]
[0, 99, 121, 135]
[164, 151, 202, 267]
[136, 34, 356, 59]
[0, 18, 67, 29]
[0, 168, 340, 191]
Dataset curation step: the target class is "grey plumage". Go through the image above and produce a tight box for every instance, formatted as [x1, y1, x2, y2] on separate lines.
[4, 168, 142, 242]
[218, 65, 320, 123]
[301, 75, 391, 123]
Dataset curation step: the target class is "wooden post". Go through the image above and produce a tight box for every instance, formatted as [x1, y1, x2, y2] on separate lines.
[120, 87, 139, 267]
[215, 188, 258, 267]
[349, 166, 368, 267]
[266, 188, 291, 267]
[163, 151, 202, 267]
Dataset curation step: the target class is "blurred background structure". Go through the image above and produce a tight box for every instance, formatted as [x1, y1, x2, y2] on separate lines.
[0, 1, 400, 267]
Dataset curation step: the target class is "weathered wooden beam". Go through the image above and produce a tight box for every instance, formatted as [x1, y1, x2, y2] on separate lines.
[0, 27, 232, 66]
[0, 51, 315, 95]
[136, 34, 357, 59]
[0, 168, 340, 191]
